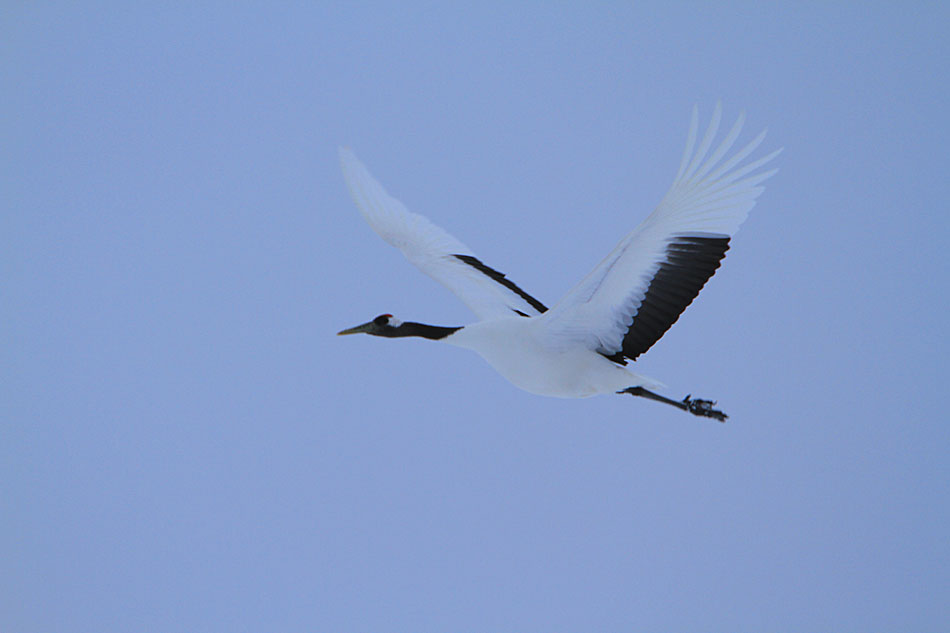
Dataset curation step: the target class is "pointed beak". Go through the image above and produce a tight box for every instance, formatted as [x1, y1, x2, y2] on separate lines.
[336, 321, 374, 336]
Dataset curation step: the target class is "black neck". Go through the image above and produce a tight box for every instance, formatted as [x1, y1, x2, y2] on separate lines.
[386, 322, 462, 340]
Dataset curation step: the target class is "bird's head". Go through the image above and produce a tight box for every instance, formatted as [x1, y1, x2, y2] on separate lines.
[336, 313, 403, 337]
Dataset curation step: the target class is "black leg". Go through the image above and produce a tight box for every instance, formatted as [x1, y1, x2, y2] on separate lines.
[618, 386, 728, 422]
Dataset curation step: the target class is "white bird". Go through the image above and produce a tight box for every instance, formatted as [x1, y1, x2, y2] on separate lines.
[337, 105, 780, 421]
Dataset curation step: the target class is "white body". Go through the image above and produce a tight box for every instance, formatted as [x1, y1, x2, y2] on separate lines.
[446, 318, 662, 398]
[339, 104, 779, 399]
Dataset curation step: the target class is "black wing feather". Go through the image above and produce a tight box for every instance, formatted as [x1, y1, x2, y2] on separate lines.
[453, 254, 548, 315]
[603, 235, 730, 364]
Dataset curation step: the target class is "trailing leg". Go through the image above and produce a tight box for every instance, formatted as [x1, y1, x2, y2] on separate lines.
[618, 386, 728, 422]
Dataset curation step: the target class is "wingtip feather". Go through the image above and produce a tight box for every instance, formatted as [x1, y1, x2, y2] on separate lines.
[674, 106, 701, 183]
[681, 104, 722, 182]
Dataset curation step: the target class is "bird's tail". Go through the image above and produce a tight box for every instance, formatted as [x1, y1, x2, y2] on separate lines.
[626, 371, 666, 392]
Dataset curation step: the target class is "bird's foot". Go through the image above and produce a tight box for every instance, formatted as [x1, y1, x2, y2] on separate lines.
[682, 395, 728, 422]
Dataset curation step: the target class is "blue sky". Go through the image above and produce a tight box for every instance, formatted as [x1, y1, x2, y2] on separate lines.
[3, 2, 948, 631]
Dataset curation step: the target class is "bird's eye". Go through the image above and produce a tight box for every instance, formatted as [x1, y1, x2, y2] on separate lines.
[373, 314, 392, 325]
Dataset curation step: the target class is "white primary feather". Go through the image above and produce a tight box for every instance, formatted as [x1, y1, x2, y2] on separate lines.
[539, 103, 781, 355]
[339, 147, 545, 320]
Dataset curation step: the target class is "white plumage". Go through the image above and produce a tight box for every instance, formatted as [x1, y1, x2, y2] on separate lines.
[340, 145, 545, 321]
[337, 104, 780, 420]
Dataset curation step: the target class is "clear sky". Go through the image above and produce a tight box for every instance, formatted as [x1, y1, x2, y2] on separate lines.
[3, 2, 948, 631]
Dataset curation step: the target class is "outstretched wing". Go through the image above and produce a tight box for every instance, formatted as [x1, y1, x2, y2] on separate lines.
[339, 148, 546, 320]
[539, 104, 781, 363]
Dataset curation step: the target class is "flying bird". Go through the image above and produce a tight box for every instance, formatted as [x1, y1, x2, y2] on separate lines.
[337, 105, 780, 421]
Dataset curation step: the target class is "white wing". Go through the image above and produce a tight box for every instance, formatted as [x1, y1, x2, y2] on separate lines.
[539, 104, 781, 362]
[339, 148, 547, 320]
